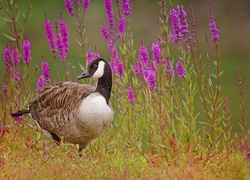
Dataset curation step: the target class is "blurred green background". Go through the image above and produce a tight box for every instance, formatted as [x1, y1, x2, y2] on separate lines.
[0, 0, 249, 132]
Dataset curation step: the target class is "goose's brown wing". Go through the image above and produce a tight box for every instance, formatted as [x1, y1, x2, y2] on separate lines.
[29, 82, 95, 133]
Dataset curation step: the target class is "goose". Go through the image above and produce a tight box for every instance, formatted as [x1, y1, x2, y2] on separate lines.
[11, 58, 114, 153]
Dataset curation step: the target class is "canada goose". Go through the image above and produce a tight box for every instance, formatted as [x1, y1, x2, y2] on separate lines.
[11, 58, 114, 153]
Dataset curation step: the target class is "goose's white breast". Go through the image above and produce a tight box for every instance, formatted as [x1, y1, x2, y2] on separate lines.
[78, 93, 113, 135]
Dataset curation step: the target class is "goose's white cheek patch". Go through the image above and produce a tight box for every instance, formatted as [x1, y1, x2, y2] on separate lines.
[92, 61, 105, 79]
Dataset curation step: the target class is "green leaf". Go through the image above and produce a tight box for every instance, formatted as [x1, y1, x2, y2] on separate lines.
[2, 32, 16, 41]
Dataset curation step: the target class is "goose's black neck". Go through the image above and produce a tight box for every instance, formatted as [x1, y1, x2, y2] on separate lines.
[95, 71, 112, 105]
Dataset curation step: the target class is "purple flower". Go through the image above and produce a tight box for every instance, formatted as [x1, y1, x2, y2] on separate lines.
[23, 40, 32, 64]
[117, 17, 126, 38]
[3, 47, 13, 68]
[165, 58, 175, 77]
[12, 69, 20, 81]
[209, 19, 220, 42]
[152, 43, 161, 65]
[144, 69, 156, 89]
[122, 0, 132, 16]
[64, 0, 74, 16]
[44, 19, 56, 53]
[104, 0, 114, 29]
[169, 8, 180, 43]
[11, 111, 23, 121]
[56, 33, 67, 61]
[246, 152, 250, 160]
[133, 61, 142, 75]
[59, 19, 69, 52]
[116, 60, 125, 76]
[139, 43, 149, 67]
[110, 59, 117, 73]
[177, 4, 189, 37]
[41, 61, 51, 84]
[12, 49, 20, 64]
[87, 51, 100, 63]
[127, 85, 135, 104]
[36, 75, 45, 92]
[101, 25, 110, 40]
[82, 0, 90, 11]
[176, 60, 185, 79]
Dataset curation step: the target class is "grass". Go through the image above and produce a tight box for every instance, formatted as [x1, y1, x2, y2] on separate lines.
[0, 0, 250, 179]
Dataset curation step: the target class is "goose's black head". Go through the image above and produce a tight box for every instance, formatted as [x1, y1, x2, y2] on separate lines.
[77, 58, 112, 80]
[77, 58, 112, 104]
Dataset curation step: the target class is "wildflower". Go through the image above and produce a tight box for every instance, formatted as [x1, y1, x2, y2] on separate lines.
[82, 0, 90, 11]
[246, 152, 250, 160]
[59, 19, 69, 52]
[12, 49, 20, 64]
[144, 69, 156, 89]
[169, 8, 180, 43]
[110, 59, 117, 73]
[117, 17, 126, 38]
[23, 40, 32, 64]
[56, 33, 67, 61]
[36, 75, 45, 91]
[176, 60, 185, 78]
[209, 19, 219, 42]
[3, 47, 13, 68]
[100, 25, 110, 40]
[44, 18, 56, 53]
[64, 0, 74, 16]
[152, 43, 161, 65]
[11, 112, 23, 121]
[116, 60, 125, 76]
[12, 69, 20, 81]
[177, 4, 189, 37]
[139, 42, 149, 66]
[127, 85, 135, 104]
[165, 58, 175, 77]
[104, 0, 114, 29]
[41, 61, 51, 84]
[133, 60, 142, 75]
[122, 0, 132, 16]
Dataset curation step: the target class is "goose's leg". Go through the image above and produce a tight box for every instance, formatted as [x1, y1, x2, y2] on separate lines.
[50, 133, 61, 145]
[78, 143, 88, 157]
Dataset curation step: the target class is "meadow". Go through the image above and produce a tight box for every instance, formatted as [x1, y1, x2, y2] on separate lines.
[0, 0, 250, 179]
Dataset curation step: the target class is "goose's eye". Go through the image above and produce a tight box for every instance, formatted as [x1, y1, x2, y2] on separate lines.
[93, 64, 98, 69]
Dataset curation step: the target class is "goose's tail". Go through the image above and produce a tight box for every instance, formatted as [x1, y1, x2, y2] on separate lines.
[10, 110, 30, 117]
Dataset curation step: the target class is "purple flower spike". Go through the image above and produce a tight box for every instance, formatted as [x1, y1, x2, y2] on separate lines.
[87, 50, 100, 63]
[177, 4, 189, 37]
[104, 0, 115, 29]
[82, 0, 90, 11]
[36, 75, 45, 92]
[12, 49, 20, 64]
[169, 8, 180, 43]
[101, 25, 110, 40]
[165, 58, 175, 78]
[64, 0, 74, 16]
[139, 42, 149, 67]
[144, 70, 156, 89]
[23, 40, 32, 64]
[41, 61, 51, 84]
[116, 60, 125, 76]
[44, 19, 56, 53]
[127, 85, 135, 104]
[176, 60, 185, 79]
[117, 17, 126, 38]
[209, 19, 220, 42]
[56, 33, 67, 61]
[3, 47, 13, 68]
[152, 43, 161, 65]
[12, 69, 20, 81]
[11, 111, 23, 121]
[122, 0, 132, 16]
[59, 19, 69, 52]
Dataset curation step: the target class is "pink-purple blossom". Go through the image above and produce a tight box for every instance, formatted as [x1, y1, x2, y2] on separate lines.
[176, 60, 185, 79]
[56, 33, 67, 61]
[59, 19, 69, 52]
[11, 111, 23, 121]
[23, 40, 32, 64]
[12, 69, 20, 81]
[139, 43, 149, 66]
[104, 0, 114, 29]
[44, 19, 56, 53]
[177, 4, 189, 37]
[127, 85, 135, 104]
[165, 58, 175, 78]
[82, 0, 90, 11]
[117, 17, 126, 38]
[100, 25, 110, 40]
[64, 0, 74, 16]
[87, 51, 100, 63]
[143, 69, 156, 89]
[12, 49, 20, 64]
[122, 0, 132, 16]
[3, 47, 13, 68]
[152, 42, 161, 65]
[41, 61, 51, 84]
[116, 60, 125, 76]
[209, 19, 220, 42]
[36, 75, 45, 92]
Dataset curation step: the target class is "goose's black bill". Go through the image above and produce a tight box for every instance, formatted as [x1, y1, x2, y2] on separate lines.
[77, 70, 90, 80]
